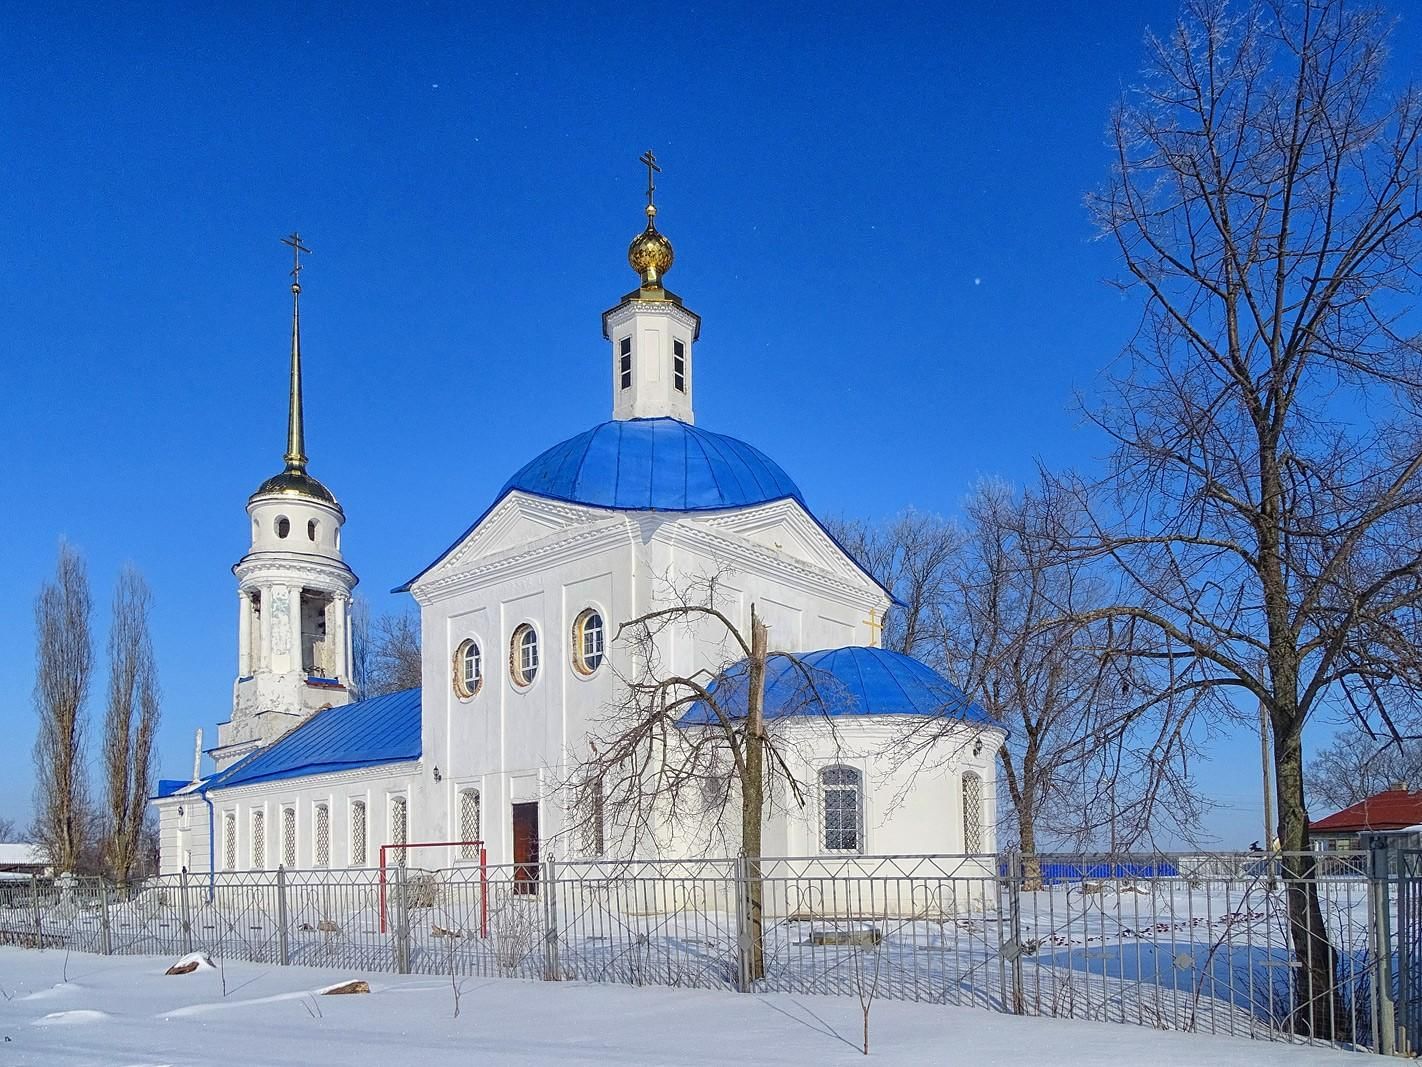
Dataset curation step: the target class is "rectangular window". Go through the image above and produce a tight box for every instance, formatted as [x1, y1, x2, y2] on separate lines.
[673, 339, 686, 393]
[619, 337, 632, 390]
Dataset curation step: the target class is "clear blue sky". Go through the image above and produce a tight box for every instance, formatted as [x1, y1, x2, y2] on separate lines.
[4, 2, 1417, 846]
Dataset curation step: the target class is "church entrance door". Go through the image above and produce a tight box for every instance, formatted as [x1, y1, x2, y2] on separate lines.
[512, 802, 539, 894]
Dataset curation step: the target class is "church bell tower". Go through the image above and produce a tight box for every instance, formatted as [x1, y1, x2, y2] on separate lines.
[602, 150, 701, 424]
[211, 234, 358, 771]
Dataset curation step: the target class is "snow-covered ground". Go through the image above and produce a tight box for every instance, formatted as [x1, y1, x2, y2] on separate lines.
[0, 947, 1360, 1065]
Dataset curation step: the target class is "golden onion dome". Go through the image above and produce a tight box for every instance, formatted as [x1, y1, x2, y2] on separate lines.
[628, 206, 674, 286]
[251, 466, 342, 512]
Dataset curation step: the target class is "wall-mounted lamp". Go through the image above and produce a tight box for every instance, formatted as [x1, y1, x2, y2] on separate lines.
[972, 739, 983, 758]
[433, 766, 442, 783]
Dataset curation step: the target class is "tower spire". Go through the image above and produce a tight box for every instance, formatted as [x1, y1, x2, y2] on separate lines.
[280, 232, 311, 473]
[628, 150, 674, 289]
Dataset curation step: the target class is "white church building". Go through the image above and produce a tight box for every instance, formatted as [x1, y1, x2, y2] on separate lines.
[153, 164, 1004, 877]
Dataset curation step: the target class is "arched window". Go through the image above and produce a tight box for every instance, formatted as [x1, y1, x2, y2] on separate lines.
[224, 812, 237, 871]
[275, 516, 290, 539]
[250, 810, 266, 869]
[572, 609, 605, 676]
[510, 624, 539, 687]
[389, 795, 408, 867]
[313, 803, 330, 867]
[453, 638, 482, 699]
[962, 772, 984, 853]
[459, 790, 481, 860]
[821, 765, 863, 853]
[307, 519, 319, 542]
[350, 800, 367, 866]
[281, 807, 296, 868]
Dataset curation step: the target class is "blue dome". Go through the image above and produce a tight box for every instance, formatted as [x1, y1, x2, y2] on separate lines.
[500, 417, 804, 512]
[680, 646, 1003, 728]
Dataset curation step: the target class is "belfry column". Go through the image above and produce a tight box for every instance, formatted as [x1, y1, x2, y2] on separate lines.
[238, 592, 252, 676]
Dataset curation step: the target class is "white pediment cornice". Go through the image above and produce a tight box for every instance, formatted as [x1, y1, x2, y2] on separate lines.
[412, 495, 637, 603]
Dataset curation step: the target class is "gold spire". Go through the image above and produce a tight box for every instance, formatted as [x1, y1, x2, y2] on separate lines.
[251, 233, 340, 511]
[628, 149, 674, 289]
[281, 232, 309, 473]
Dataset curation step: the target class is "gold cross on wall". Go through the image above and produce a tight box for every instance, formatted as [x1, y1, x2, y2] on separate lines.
[863, 609, 884, 647]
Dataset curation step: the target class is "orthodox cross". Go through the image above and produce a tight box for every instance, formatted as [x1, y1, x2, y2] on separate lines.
[281, 232, 311, 286]
[863, 608, 884, 646]
[639, 149, 661, 212]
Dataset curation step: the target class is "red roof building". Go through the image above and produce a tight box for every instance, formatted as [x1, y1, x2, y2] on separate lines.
[1311, 787, 1422, 840]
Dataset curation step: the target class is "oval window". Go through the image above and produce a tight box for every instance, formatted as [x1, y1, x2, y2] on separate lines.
[453, 638, 482, 699]
[572, 609, 605, 676]
[510, 624, 539, 687]
[275, 516, 291, 539]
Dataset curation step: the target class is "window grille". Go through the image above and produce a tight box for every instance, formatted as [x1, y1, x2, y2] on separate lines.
[224, 813, 236, 870]
[821, 765, 863, 853]
[390, 795, 408, 867]
[282, 807, 296, 868]
[459, 790, 481, 860]
[251, 810, 265, 869]
[962, 772, 984, 853]
[314, 803, 330, 867]
[350, 800, 367, 866]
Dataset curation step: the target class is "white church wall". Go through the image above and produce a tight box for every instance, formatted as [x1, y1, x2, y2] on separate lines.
[173, 763, 419, 874]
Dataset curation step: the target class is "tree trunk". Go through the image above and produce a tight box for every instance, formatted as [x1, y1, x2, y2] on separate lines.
[741, 611, 769, 983]
[1275, 718, 1347, 1041]
[1019, 800, 1042, 892]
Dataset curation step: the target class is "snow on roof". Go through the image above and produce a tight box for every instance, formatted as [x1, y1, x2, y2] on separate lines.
[1311, 787, 1422, 833]
[0, 843, 47, 867]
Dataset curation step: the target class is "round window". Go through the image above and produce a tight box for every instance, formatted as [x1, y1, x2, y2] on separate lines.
[453, 638, 482, 699]
[510, 624, 539, 687]
[572, 609, 605, 676]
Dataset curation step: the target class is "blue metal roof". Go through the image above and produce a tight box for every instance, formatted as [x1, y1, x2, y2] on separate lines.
[503, 417, 805, 512]
[680, 646, 1003, 728]
[207, 687, 421, 791]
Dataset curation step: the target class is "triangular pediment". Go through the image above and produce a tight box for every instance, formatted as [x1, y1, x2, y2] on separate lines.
[688, 500, 884, 594]
[411, 492, 617, 591]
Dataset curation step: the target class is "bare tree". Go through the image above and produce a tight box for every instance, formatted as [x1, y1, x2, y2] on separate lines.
[102, 566, 161, 887]
[572, 575, 835, 982]
[951, 482, 1205, 861]
[1307, 730, 1422, 810]
[840, 487, 1205, 879]
[0, 816, 16, 843]
[32, 542, 94, 874]
[353, 598, 422, 698]
[828, 510, 960, 658]
[1074, 0, 1422, 1037]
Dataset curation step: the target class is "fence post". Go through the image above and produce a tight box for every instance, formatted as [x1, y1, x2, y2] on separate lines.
[543, 857, 560, 981]
[995, 850, 1026, 1015]
[394, 864, 411, 974]
[30, 873, 41, 946]
[276, 865, 290, 967]
[1369, 837, 1398, 1056]
[98, 879, 113, 956]
[732, 856, 750, 993]
[179, 869, 194, 955]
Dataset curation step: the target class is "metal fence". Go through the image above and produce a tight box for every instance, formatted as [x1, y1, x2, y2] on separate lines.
[0, 849, 1405, 1054]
